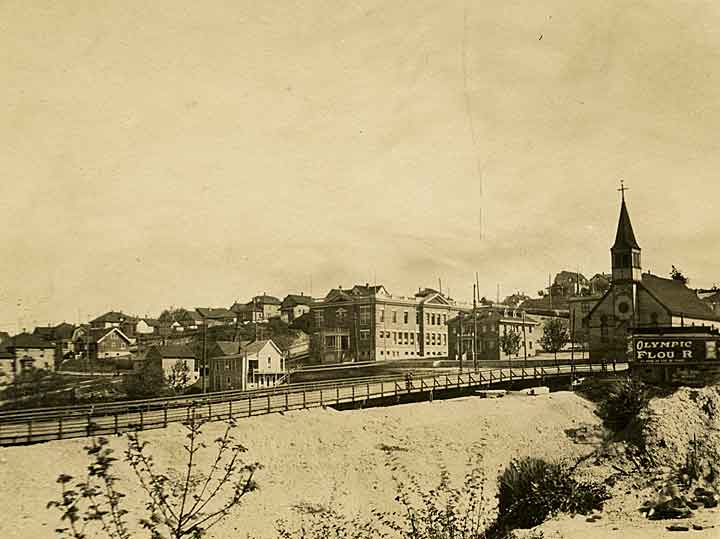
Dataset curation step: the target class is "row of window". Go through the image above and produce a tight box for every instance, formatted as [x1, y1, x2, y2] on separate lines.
[377, 330, 448, 346]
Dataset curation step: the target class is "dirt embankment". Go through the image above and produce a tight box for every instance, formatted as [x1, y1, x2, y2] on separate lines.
[0, 392, 599, 539]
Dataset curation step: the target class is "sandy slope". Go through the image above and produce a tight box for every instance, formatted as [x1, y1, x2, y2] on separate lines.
[0, 392, 600, 538]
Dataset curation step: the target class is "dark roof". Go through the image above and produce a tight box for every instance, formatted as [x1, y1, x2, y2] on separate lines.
[213, 341, 241, 356]
[591, 273, 612, 281]
[33, 323, 76, 342]
[0, 331, 9, 344]
[196, 308, 236, 320]
[251, 294, 281, 305]
[281, 294, 314, 308]
[520, 296, 570, 311]
[230, 302, 260, 313]
[91, 311, 136, 324]
[148, 345, 196, 359]
[612, 199, 640, 251]
[554, 271, 589, 285]
[641, 274, 720, 321]
[7, 332, 55, 349]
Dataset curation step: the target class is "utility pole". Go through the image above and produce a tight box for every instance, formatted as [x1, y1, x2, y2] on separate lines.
[202, 321, 207, 393]
[522, 310, 528, 365]
[570, 312, 576, 388]
[472, 283, 478, 372]
[458, 312, 464, 373]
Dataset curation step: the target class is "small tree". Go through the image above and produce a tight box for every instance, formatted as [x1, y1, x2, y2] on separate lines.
[540, 319, 569, 360]
[122, 362, 168, 400]
[671, 265, 689, 285]
[167, 361, 192, 393]
[48, 413, 261, 539]
[499, 330, 522, 359]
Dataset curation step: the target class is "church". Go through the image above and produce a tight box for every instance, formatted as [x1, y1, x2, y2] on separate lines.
[585, 188, 720, 361]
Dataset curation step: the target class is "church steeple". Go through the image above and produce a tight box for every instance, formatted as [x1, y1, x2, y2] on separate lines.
[611, 181, 641, 283]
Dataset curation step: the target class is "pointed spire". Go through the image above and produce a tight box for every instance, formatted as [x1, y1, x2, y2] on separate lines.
[612, 184, 640, 250]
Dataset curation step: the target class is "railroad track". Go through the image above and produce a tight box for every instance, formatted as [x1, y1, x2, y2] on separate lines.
[0, 362, 627, 446]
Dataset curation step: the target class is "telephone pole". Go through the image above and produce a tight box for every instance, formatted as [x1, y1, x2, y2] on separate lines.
[472, 283, 478, 371]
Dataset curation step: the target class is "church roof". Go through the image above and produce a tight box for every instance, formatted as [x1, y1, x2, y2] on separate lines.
[641, 274, 720, 321]
[612, 199, 640, 251]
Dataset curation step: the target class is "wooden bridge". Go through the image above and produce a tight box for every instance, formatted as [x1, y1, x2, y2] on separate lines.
[0, 362, 626, 446]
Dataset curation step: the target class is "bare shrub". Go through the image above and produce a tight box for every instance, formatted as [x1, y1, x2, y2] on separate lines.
[48, 412, 261, 539]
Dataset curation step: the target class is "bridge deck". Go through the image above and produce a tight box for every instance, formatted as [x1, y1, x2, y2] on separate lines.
[0, 362, 626, 446]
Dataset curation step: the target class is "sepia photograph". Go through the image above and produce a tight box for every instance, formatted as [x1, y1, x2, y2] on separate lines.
[1, 1, 719, 538]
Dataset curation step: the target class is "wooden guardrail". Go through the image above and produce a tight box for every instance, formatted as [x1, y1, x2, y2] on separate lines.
[0, 362, 626, 446]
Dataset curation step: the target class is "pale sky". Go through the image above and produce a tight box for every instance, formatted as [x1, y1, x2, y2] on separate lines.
[2, 1, 719, 332]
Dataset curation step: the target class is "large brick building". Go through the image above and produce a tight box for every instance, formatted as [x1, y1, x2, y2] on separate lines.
[309, 285, 461, 363]
[448, 306, 539, 362]
[586, 192, 720, 361]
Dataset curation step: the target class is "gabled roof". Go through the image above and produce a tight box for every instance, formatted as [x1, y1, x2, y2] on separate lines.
[417, 292, 452, 306]
[281, 294, 314, 308]
[612, 199, 640, 251]
[213, 341, 242, 356]
[196, 308, 236, 320]
[92, 327, 133, 344]
[350, 284, 389, 296]
[91, 311, 136, 324]
[241, 339, 282, 356]
[251, 294, 281, 305]
[641, 274, 720, 321]
[148, 344, 196, 359]
[590, 273, 612, 282]
[6, 332, 55, 349]
[180, 311, 203, 322]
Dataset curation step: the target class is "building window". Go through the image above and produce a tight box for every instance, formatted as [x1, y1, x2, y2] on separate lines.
[404, 311, 409, 324]
[314, 311, 324, 327]
[379, 309, 385, 322]
[426, 333, 430, 345]
[393, 332, 397, 344]
[410, 332, 415, 345]
[426, 313, 430, 324]
[359, 306, 371, 326]
[392, 311, 397, 323]
[360, 329, 370, 341]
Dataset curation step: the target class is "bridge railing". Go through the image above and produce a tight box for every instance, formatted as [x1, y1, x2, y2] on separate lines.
[0, 362, 626, 446]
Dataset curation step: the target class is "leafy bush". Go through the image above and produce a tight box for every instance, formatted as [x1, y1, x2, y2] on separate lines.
[596, 377, 650, 435]
[276, 450, 488, 539]
[488, 457, 609, 535]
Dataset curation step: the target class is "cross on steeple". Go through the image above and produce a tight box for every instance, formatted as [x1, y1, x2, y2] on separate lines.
[618, 179, 628, 201]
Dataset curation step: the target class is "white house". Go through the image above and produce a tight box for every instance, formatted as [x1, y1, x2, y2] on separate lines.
[243, 339, 285, 388]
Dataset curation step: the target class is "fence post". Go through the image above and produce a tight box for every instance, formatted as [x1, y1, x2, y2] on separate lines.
[302, 390, 306, 409]
[267, 395, 271, 414]
[249, 395, 253, 416]
[285, 391, 289, 411]
[208, 402, 212, 420]
[163, 404, 168, 428]
[114, 413, 119, 435]
[320, 389, 324, 407]
[229, 399, 233, 419]
[381, 381, 384, 398]
[58, 417, 63, 440]
[86, 413, 92, 437]
[139, 409, 144, 431]
[367, 383, 370, 399]
[337, 386, 340, 405]
[28, 418, 33, 444]
[352, 385, 355, 402]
